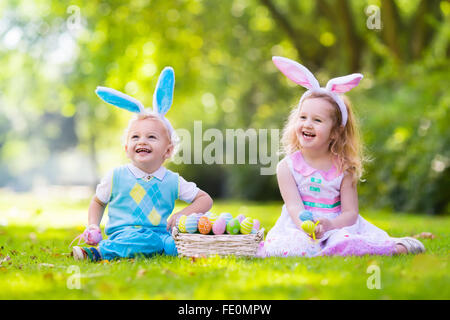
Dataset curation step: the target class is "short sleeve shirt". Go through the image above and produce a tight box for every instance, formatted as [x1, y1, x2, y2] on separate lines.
[95, 164, 200, 205]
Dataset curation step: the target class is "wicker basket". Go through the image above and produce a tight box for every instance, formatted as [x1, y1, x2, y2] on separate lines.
[172, 227, 264, 258]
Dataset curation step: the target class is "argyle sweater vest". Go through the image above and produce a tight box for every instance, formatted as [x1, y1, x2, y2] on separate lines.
[105, 165, 179, 235]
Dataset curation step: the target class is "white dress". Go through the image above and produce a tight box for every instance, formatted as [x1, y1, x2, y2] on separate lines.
[260, 151, 397, 257]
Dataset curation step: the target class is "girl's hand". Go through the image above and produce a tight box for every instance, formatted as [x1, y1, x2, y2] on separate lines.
[315, 218, 333, 239]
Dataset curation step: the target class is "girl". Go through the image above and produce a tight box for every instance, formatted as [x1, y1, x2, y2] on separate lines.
[71, 67, 213, 261]
[259, 57, 425, 257]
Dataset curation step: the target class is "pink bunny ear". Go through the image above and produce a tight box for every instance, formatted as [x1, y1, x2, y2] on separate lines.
[272, 56, 320, 90]
[325, 73, 363, 93]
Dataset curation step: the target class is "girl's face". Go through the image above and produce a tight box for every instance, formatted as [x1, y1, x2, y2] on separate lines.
[125, 118, 173, 171]
[296, 97, 336, 153]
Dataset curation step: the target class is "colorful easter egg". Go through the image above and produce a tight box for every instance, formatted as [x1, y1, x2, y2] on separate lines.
[301, 220, 316, 235]
[176, 215, 184, 226]
[253, 219, 260, 230]
[220, 212, 233, 224]
[177, 215, 187, 233]
[198, 216, 212, 234]
[250, 228, 258, 234]
[226, 218, 240, 235]
[204, 211, 212, 218]
[236, 214, 246, 223]
[208, 212, 219, 225]
[240, 217, 253, 234]
[185, 215, 199, 233]
[212, 217, 226, 235]
[84, 227, 102, 245]
[299, 210, 313, 222]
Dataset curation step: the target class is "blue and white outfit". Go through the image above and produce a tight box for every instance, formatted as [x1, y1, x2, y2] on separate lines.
[95, 164, 199, 260]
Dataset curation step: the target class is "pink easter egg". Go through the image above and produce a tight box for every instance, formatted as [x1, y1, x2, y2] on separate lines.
[212, 217, 226, 235]
[84, 228, 102, 245]
[236, 214, 246, 223]
[253, 219, 260, 230]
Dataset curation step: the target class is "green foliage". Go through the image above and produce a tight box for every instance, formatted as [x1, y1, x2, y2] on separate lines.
[357, 64, 449, 214]
[0, 0, 448, 213]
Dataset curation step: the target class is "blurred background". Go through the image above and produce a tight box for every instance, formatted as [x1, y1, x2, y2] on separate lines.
[0, 0, 448, 216]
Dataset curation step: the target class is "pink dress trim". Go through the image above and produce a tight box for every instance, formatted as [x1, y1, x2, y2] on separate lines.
[291, 151, 339, 181]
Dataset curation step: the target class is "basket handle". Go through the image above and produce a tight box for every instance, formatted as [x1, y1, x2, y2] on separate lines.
[256, 228, 265, 242]
[172, 226, 179, 238]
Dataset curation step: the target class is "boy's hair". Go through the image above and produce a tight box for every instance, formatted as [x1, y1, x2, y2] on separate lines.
[121, 111, 180, 159]
[281, 92, 365, 183]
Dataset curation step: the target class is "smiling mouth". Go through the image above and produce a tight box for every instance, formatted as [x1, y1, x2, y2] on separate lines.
[136, 148, 152, 153]
[302, 131, 316, 138]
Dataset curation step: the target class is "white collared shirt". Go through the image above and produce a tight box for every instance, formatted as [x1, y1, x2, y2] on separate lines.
[95, 163, 200, 204]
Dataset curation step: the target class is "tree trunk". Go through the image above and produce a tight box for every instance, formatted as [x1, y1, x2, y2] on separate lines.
[381, 0, 403, 61]
[260, 0, 320, 69]
[410, 0, 443, 60]
[336, 0, 362, 72]
[318, 0, 364, 72]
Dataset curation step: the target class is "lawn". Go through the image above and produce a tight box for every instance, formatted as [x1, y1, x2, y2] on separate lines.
[0, 191, 448, 300]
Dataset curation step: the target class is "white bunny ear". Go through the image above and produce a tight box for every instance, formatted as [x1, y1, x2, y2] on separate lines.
[153, 67, 175, 116]
[95, 86, 144, 113]
[272, 56, 320, 90]
[325, 73, 363, 93]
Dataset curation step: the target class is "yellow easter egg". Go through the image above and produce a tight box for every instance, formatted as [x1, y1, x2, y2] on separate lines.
[301, 220, 316, 235]
[240, 217, 254, 234]
[208, 212, 218, 224]
[178, 215, 187, 233]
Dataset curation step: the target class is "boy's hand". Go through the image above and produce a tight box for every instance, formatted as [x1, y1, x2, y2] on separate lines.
[314, 218, 332, 239]
[167, 212, 182, 232]
[85, 224, 102, 245]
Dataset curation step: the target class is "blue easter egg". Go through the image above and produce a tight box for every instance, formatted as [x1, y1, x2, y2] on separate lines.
[299, 210, 313, 222]
[185, 215, 199, 233]
[219, 212, 233, 223]
[204, 211, 212, 218]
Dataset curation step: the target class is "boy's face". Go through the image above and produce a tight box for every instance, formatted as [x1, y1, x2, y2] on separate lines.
[125, 118, 173, 172]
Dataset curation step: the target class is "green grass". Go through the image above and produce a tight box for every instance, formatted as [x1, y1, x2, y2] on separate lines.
[0, 192, 449, 299]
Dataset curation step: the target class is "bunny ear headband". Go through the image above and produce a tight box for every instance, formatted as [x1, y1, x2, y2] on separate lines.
[95, 66, 176, 138]
[272, 56, 363, 127]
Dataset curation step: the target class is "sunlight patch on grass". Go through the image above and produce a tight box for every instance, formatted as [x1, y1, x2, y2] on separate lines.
[1, 271, 69, 299]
